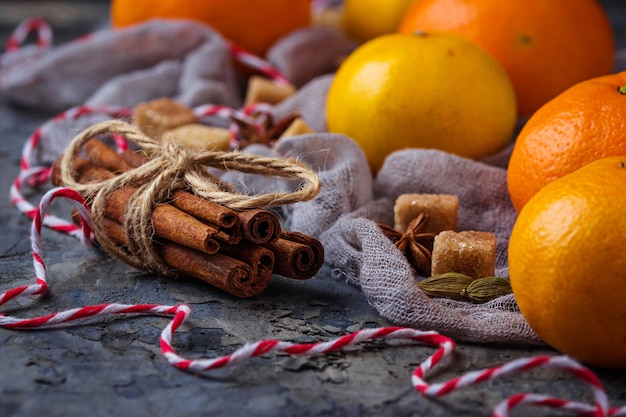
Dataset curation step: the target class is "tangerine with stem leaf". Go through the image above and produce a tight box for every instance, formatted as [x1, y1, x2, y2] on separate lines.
[507, 71, 626, 212]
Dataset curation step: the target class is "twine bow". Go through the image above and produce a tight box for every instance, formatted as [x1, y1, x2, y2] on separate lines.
[58, 119, 321, 275]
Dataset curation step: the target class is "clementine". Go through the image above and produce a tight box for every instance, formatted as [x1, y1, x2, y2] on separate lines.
[507, 71, 626, 212]
[398, 0, 615, 116]
[326, 32, 517, 174]
[509, 156, 626, 369]
[110, 0, 311, 56]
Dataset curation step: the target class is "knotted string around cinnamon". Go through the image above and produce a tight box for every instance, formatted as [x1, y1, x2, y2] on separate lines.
[57, 119, 321, 287]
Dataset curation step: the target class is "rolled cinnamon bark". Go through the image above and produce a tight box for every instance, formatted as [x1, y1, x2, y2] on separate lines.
[104, 186, 222, 255]
[53, 155, 222, 255]
[160, 242, 269, 298]
[82, 141, 243, 239]
[237, 208, 281, 244]
[101, 216, 267, 298]
[100, 216, 128, 246]
[120, 148, 149, 168]
[51, 155, 115, 185]
[219, 241, 275, 287]
[85, 138, 135, 173]
[61, 146, 282, 248]
[263, 231, 324, 280]
[170, 190, 239, 230]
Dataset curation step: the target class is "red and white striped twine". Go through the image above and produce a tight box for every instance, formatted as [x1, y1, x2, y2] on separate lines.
[9, 105, 133, 238]
[226, 41, 292, 86]
[194, 101, 276, 146]
[4, 17, 52, 52]
[2, 18, 625, 417]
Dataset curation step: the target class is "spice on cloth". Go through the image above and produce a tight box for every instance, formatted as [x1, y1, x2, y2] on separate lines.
[378, 213, 435, 276]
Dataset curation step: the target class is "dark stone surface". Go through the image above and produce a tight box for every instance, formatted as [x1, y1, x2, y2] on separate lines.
[0, 2, 625, 417]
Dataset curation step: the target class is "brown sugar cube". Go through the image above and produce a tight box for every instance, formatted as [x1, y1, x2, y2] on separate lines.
[278, 117, 315, 139]
[394, 194, 459, 234]
[133, 98, 197, 139]
[244, 75, 297, 106]
[161, 124, 232, 152]
[431, 230, 497, 279]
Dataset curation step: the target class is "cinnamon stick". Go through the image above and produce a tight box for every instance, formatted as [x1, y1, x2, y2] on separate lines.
[85, 139, 135, 173]
[161, 242, 269, 298]
[100, 216, 129, 247]
[263, 230, 324, 280]
[101, 216, 268, 298]
[53, 155, 221, 255]
[219, 241, 275, 287]
[105, 186, 221, 255]
[81, 140, 282, 246]
[84, 139, 242, 235]
[170, 190, 239, 230]
[51, 155, 115, 185]
[120, 148, 149, 168]
[238, 208, 282, 244]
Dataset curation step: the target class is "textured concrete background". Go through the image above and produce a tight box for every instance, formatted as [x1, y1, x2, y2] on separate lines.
[1, 2, 625, 416]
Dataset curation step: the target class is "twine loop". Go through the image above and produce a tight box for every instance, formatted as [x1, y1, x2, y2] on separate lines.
[59, 119, 321, 274]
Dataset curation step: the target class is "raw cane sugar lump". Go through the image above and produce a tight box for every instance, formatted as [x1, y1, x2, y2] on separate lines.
[394, 193, 459, 234]
[273, 117, 316, 148]
[244, 75, 297, 106]
[431, 231, 497, 279]
[133, 98, 197, 139]
[160, 124, 232, 152]
[278, 117, 315, 139]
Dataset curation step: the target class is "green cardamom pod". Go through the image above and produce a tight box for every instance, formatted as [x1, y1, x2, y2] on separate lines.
[418, 272, 475, 301]
[463, 276, 512, 303]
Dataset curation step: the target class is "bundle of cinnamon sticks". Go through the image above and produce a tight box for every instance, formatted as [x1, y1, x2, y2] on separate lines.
[51, 138, 324, 298]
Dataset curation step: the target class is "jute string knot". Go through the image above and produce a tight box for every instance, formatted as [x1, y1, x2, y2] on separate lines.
[59, 119, 321, 275]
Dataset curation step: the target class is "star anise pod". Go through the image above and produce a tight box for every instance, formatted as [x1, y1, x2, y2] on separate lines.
[378, 212, 436, 276]
[230, 111, 300, 149]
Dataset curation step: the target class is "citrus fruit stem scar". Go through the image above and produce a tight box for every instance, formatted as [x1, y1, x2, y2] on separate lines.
[618, 85, 626, 95]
